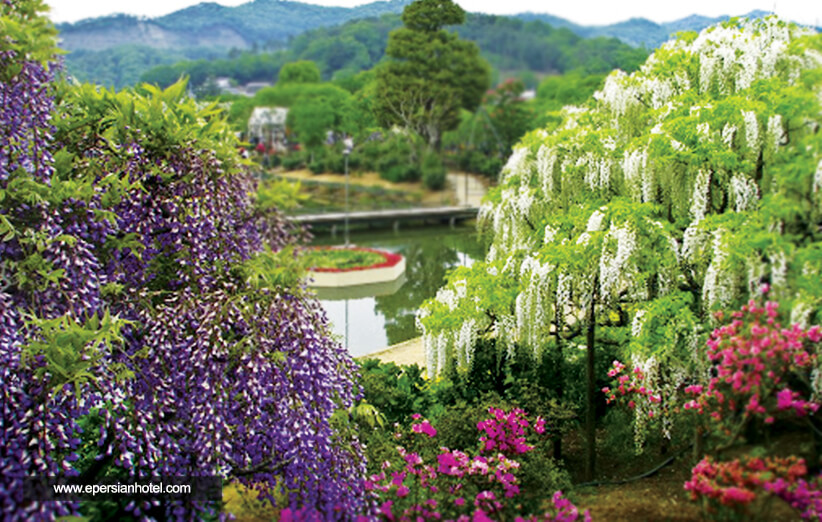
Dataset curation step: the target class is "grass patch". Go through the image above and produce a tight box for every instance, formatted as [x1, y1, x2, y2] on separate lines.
[302, 248, 386, 271]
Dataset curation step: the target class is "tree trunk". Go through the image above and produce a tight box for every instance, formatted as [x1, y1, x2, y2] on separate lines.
[584, 284, 597, 481]
[553, 294, 564, 461]
[693, 425, 704, 465]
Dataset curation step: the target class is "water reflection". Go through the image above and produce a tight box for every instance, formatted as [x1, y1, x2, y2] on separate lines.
[312, 226, 484, 356]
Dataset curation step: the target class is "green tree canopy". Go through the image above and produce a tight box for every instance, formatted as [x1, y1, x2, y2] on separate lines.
[401, 0, 465, 32]
[374, 0, 491, 150]
[277, 59, 322, 84]
[285, 83, 356, 152]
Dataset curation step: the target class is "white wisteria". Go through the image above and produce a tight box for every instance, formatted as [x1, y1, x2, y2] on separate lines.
[418, 16, 822, 381]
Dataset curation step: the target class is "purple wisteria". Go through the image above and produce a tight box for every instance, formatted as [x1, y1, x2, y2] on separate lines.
[1, 1, 365, 520]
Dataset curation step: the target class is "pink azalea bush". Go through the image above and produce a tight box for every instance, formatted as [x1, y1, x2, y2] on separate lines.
[685, 456, 822, 520]
[683, 292, 821, 438]
[364, 408, 589, 521]
[605, 293, 822, 519]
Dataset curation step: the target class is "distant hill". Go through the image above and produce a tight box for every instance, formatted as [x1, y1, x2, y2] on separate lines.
[56, 1, 801, 89]
[56, 0, 413, 52]
[137, 13, 649, 91]
[515, 10, 773, 48]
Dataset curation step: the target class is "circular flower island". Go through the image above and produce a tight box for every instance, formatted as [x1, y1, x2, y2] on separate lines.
[303, 246, 406, 289]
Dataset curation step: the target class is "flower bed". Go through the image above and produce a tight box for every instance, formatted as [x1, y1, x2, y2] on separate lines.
[304, 247, 406, 288]
[304, 246, 403, 273]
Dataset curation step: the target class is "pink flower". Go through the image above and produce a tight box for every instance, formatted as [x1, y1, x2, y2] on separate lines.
[535, 416, 546, 435]
[777, 388, 795, 410]
[396, 485, 409, 498]
[379, 500, 394, 517]
[411, 420, 437, 437]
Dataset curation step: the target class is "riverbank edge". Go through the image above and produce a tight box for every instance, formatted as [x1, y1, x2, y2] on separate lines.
[357, 336, 426, 369]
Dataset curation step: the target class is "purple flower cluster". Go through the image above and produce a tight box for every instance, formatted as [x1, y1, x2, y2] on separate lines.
[1, 2, 364, 519]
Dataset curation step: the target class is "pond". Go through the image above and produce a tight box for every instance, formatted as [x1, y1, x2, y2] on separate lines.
[311, 225, 485, 357]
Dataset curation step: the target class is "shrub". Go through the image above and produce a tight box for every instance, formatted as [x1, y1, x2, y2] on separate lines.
[421, 152, 447, 190]
[365, 409, 583, 521]
[377, 135, 419, 182]
[686, 455, 822, 520]
[281, 151, 305, 170]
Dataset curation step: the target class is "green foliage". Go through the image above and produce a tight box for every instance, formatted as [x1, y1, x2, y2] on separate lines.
[401, 0, 465, 32]
[358, 359, 430, 425]
[374, 0, 491, 149]
[300, 248, 385, 270]
[55, 79, 240, 169]
[278, 60, 321, 85]
[0, 0, 59, 73]
[256, 178, 307, 211]
[139, 50, 287, 90]
[283, 83, 355, 153]
[376, 134, 420, 183]
[535, 71, 607, 111]
[235, 246, 305, 291]
[70, 6, 651, 91]
[23, 311, 132, 397]
[421, 152, 447, 190]
[443, 78, 536, 179]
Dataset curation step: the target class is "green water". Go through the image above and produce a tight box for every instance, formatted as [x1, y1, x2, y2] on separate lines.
[312, 226, 485, 357]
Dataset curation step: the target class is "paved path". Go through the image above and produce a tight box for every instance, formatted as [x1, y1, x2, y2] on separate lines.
[447, 172, 487, 207]
[358, 336, 426, 369]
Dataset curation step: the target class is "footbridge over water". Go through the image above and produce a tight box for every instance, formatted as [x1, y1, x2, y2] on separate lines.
[291, 206, 480, 233]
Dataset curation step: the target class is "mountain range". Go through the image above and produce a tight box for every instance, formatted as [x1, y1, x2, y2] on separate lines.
[55, 1, 815, 89]
[56, 0, 414, 52]
[58, 1, 788, 54]
[515, 10, 773, 48]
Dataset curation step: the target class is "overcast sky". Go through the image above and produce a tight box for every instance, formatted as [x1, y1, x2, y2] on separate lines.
[47, 0, 821, 27]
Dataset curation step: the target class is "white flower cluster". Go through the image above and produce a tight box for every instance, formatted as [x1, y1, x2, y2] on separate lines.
[434, 279, 467, 311]
[631, 309, 647, 338]
[813, 159, 822, 197]
[691, 18, 796, 94]
[743, 110, 760, 152]
[702, 228, 737, 309]
[580, 153, 612, 192]
[745, 255, 767, 295]
[729, 173, 759, 212]
[622, 148, 649, 202]
[500, 147, 531, 182]
[586, 209, 606, 232]
[690, 169, 711, 222]
[516, 256, 554, 356]
[594, 70, 638, 116]
[766, 114, 786, 154]
[456, 318, 478, 369]
[537, 145, 556, 198]
[599, 223, 638, 304]
[721, 123, 737, 147]
[770, 250, 788, 290]
[681, 225, 708, 264]
[790, 301, 814, 329]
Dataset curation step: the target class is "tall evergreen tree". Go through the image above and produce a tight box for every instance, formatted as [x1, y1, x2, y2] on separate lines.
[374, 0, 490, 150]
